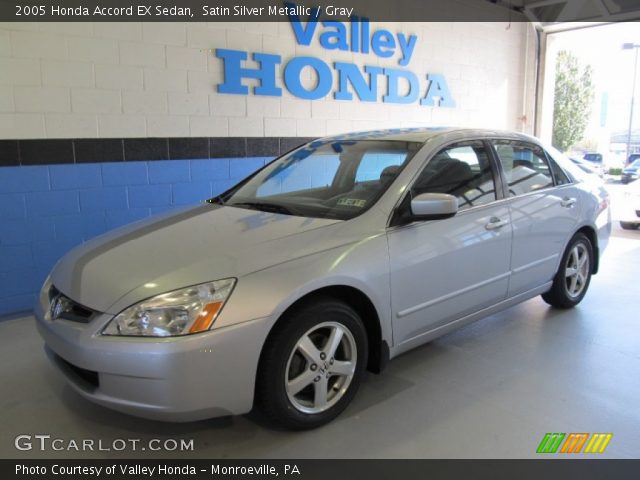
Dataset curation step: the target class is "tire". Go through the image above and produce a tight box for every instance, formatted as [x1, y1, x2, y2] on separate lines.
[256, 297, 368, 430]
[620, 221, 639, 230]
[542, 233, 593, 309]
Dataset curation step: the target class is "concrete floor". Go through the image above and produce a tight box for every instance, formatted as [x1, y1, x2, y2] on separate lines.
[1, 183, 639, 459]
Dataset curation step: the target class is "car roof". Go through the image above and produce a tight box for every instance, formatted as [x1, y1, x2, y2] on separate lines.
[320, 127, 538, 144]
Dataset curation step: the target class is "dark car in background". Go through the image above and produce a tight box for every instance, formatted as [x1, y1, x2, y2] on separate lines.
[583, 153, 603, 164]
[622, 156, 640, 184]
[626, 153, 640, 166]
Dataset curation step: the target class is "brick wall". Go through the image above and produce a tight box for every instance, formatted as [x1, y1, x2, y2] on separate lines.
[0, 21, 537, 139]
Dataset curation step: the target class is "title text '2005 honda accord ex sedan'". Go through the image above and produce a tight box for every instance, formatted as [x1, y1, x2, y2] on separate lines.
[35, 128, 611, 429]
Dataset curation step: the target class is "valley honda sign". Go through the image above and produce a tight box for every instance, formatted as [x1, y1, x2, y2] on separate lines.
[216, 2, 455, 107]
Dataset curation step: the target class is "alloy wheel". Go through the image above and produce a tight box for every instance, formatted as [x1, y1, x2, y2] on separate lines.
[565, 243, 590, 298]
[285, 322, 357, 414]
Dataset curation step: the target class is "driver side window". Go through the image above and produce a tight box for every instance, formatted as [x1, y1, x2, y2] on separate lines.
[412, 141, 497, 210]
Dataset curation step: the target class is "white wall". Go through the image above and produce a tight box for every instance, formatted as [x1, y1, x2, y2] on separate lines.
[0, 20, 537, 139]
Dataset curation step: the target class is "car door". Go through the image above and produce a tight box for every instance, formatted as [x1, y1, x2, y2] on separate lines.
[490, 139, 579, 296]
[387, 140, 512, 346]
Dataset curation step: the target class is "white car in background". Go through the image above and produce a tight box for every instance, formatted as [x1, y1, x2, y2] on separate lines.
[620, 179, 640, 230]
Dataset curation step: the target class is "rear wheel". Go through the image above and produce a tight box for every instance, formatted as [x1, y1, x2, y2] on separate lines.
[542, 233, 593, 309]
[620, 221, 639, 230]
[256, 298, 367, 429]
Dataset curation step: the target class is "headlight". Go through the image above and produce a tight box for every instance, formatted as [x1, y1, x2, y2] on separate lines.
[102, 278, 236, 337]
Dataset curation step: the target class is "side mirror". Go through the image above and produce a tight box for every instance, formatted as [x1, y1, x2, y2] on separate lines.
[410, 193, 458, 220]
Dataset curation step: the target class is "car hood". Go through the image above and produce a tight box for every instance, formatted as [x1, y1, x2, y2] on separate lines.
[51, 204, 347, 313]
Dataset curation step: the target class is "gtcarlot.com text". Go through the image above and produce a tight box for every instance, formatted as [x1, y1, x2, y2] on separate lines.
[14, 434, 194, 452]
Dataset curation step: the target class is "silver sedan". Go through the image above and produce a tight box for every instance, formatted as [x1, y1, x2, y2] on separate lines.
[35, 128, 611, 429]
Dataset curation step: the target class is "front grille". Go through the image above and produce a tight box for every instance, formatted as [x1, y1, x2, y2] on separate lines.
[48, 286, 96, 323]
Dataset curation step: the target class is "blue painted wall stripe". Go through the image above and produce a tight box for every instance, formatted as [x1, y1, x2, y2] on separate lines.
[0, 157, 274, 316]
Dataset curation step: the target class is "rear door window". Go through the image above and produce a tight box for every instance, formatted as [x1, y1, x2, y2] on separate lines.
[545, 151, 571, 185]
[492, 140, 554, 196]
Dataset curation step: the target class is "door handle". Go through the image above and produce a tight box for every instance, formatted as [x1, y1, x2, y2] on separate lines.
[561, 197, 576, 208]
[485, 217, 509, 230]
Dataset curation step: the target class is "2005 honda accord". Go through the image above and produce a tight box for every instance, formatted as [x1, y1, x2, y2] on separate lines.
[36, 128, 611, 429]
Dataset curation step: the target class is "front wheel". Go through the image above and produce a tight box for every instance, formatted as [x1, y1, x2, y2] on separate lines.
[542, 233, 593, 309]
[256, 298, 368, 429]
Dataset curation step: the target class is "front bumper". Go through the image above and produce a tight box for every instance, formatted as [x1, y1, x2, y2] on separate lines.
[35, 293, 273, 422]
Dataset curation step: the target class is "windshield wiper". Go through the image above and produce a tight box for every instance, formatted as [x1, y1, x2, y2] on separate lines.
[228, 201, 294, 215]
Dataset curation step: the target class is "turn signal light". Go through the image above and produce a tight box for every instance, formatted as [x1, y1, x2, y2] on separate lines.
[189, 302, 223, 333]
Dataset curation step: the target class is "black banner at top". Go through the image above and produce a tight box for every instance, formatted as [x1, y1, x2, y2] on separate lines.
[0, 0, 559, 23]
[4, 0, 640, 23]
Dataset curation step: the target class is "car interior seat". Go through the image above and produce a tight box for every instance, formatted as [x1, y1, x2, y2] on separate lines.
[379, 165, 401, 187]
[413, 158, 473, 198]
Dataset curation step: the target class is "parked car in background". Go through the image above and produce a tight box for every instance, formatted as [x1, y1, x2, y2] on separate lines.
[626, 153, 640, 166]
[570, 157, 605, 179]
[583, 152, 603, 164]
[580, 152, 606, 177]
[35, 128, 611, 429]
[621, 157, 640, 184]
[620, 178, 640, 230]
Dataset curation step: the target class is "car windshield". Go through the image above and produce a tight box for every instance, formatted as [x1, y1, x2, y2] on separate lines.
[629, 159, 640, 168]
[216, 139, 421, 220]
